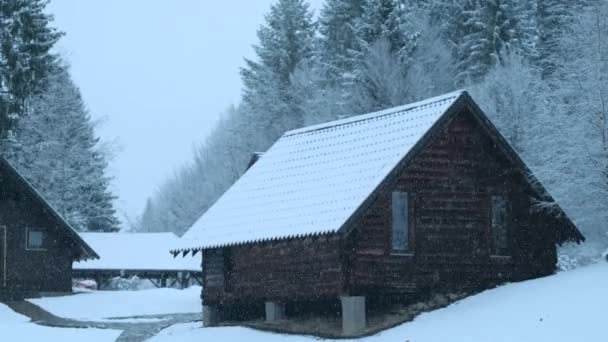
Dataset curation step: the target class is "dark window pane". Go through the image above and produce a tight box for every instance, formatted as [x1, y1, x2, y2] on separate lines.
[392, 191, 409, 252]
[27, 230, 46, 249]
[491, 195, 510, 255]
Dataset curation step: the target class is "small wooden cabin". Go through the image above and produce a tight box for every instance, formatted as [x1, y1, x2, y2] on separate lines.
[173, 91, 584, 335]
[0, 157, 98, 300]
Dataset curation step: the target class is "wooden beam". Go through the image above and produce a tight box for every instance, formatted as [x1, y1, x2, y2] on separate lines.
[149, 278, 161, 288]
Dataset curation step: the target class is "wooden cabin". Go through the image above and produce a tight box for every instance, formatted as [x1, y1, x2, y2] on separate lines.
[0, 157, 98, 300]
[173, 91, 584, 335]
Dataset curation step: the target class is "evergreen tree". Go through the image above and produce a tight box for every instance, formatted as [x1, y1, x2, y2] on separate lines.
[6, 65, 120, 232]
[138, 106, 250, 235]
[439, 0, 533, 85]
[534, 0, 570, 77]
[347, 0, 421, 111]
[316, 0, 365, 87]
[240, 0, 315, 146]
[549, 0, 608, 257]
[0, 0, 62, 137]
[355, 0, 418, 63]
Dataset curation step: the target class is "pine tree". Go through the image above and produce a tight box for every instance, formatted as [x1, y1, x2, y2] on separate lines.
[346, 0, 422, 111]
[355, 0, 418, 63]
[316, 0, 365, 87]
[241, 0, 316, 145]
[6, 65, 120, 232]
[440, 0, 533, 85]
[0, 0, 62, 137]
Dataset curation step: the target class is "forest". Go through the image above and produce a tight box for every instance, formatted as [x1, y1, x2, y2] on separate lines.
[0, 0, 119, 232]
[138, 0, 608, 265]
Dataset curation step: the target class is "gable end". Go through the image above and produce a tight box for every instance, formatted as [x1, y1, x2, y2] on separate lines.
[339, 92, 584, 245]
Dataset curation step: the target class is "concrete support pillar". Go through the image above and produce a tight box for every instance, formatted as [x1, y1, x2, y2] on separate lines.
[202, 305, 219, 327]
[265, 301, 286, 322]
[340, 296, 366, 336]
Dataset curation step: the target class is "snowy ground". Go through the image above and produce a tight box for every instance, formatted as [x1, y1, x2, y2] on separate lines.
[28, 286, 201, 320]
[0, 302, 121, 342]
[149, 262, 607, 342]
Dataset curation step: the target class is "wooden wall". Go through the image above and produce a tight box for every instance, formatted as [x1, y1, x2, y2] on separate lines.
[346, 107, 557, 297]
[203, 235, 343, 306]
[0, 168, 76, 300]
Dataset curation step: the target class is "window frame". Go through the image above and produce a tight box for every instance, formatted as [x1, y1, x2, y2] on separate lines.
[490, 194, 511, 257]
[25, 227, 48, 251]
[391, 191, 413, 255]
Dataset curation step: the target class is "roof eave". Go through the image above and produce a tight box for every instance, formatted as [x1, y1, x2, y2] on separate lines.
[171, 230, 340, 255]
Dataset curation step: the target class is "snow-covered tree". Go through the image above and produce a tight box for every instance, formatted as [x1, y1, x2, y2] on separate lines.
[438, 0, 534, 84]
[138, 106, 251, 235]
[241, 0, 315, 146]
[346, 0, 421, 111]
[0, 0, 62, 137]
[469, 52, 547, 153]
[354, 0, 418, 64]
[547, 0, 608, 259]
[299, 5, 455, 124]
[533, 0, 579, 77]
[6, 65, 119, 232]
[316, 0, 365, 87]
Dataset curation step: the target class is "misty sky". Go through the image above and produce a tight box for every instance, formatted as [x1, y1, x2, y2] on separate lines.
[47, 0, 323, 225]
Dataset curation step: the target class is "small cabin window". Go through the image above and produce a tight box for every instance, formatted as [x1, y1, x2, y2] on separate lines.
[491, 195, 510, 256]
[391, 191, 410, 253]
[223, 248, 234, 293]
[26, 228, 47, 250]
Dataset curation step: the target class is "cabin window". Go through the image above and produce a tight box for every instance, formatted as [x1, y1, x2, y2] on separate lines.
[26, 228, 47, 250]
[491, 195, 510, 256]
[223, 248, 234, 293]
[391, 191, 410, 253]
[204, 249, 225, 288]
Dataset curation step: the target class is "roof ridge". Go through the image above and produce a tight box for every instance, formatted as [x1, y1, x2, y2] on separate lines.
[284, 90, 465, 137]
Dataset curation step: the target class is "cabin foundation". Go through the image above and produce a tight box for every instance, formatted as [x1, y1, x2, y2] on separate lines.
[265, 301, 286, 322]
[202, 305, 219, 327]
[341, 296, 366, 335]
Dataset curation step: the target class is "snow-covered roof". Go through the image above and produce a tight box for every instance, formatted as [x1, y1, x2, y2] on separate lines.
[75, 233, 200, 271]
[176, 91, 465, 251]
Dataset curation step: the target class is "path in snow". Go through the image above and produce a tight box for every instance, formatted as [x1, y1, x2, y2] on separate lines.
[5, 300, 200, 342]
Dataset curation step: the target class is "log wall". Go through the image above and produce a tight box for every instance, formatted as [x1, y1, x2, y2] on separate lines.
[346, 107, 557, 297]
[203, 235, 343, 305]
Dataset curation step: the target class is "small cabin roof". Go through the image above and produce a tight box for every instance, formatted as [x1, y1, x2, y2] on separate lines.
[75, 232, 200, 271]
[175, 91, 583, 252]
